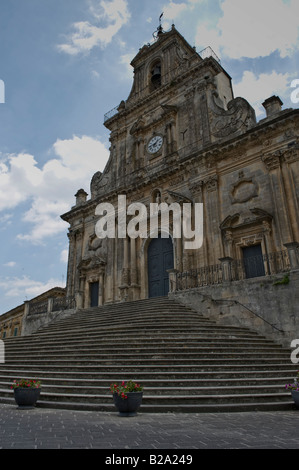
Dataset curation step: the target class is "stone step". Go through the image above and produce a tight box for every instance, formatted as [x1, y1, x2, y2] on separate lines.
[0, 395, 293, 413]
[0, 388, 292, 405]
[0, 296, 296, 413]
[29, 325, 264, 340]
[0, 380, 291, 396]
[4, 345, 287, 357]
[0, 367, 295, 380]
[2, 354, 291, 367]
[0, 375, 294, 388]
[0, 362, 294, 373]
[4, 335, 276, 348]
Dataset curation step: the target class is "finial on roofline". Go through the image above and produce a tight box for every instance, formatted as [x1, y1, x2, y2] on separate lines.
[153, 12, 164, 39]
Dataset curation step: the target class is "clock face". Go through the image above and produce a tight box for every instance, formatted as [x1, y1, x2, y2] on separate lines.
[147, 135, 163, 154]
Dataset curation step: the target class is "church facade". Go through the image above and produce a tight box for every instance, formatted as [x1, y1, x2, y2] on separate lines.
[61, 25, 299, 310]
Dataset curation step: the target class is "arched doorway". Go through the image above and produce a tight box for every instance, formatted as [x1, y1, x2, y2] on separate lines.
[147, 235, 174, 298]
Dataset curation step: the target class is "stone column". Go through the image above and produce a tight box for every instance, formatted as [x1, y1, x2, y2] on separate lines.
[167, 269, 179, 293]
[189, 180, 206, 268]
[122, 237, 130, 286]
[130, 237, 140, 300]
[281, 147, 299, 242]
[204, 175, 223, 264]
[66, 231, 76, 298]
[170, 120, 177, 152]
[175, 236, 183, 272]
[120, 237, 130, 301]
[262, 152, 293, 245]
[130, 237, 137, 285]
[98, 271, 104, 306]
[47, 298, 54, 314]
[21, 301, 31, 336]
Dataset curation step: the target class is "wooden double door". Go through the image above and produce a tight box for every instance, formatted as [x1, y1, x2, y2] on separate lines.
[148, 235, 174, 298]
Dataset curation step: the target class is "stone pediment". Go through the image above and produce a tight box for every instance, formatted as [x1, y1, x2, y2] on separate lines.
[164, 190, 193, 204]
[130, 104, 178, 137]
[220, 208, 273, 230]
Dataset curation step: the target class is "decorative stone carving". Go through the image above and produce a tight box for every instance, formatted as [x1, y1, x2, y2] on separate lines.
[79, 235, 108, 274]
[189, 181, 204, 201]
[230, 175, 259, 204]
[204, 175, 218, 192]
[90, 171, 110, 197]
[262, 151, 281, 170]
[281, 147, 299, 164]
[210, 95, 256, 139]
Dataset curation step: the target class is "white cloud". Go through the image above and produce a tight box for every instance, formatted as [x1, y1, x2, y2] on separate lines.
[0, 135, 109, 244]
[120, 53, 134, 80]
[60, 249, 69, 264]
[233, 70, 291, 116]
[58, 0, 130, 55]
[195, 0, 299, 59]
[162, 1, 188, 23]
[3, 262, 16, 268]
[0, 276, 63, 300]
[0, 213, 13, 231]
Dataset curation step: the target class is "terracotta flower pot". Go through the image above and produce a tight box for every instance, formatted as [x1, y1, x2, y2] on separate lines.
[113, 392, 143, 417]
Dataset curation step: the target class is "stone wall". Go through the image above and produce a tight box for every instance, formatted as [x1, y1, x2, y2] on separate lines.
[169, 270, 299, 348]
[21, 309, 76, 337]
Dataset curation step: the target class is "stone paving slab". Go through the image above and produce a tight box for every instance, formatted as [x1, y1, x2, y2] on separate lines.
[0, 404, 298, 451]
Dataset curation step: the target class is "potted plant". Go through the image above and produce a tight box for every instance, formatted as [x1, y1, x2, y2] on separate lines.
[110, 380, 143, 417]
[11, 379, 41, 409]
[285, 371, 299, 408]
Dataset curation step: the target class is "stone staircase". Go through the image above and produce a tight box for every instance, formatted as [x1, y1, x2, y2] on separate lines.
[0, 297, 296, 412]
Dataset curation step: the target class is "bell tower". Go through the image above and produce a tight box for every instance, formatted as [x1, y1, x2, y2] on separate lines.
[62, 23, 259, 306]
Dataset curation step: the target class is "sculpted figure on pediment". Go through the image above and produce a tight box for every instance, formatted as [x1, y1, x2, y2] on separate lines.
[81, 234, 108, 271]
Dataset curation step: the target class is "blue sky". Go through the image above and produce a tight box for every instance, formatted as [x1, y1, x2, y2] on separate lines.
[0, 0, 299, 314]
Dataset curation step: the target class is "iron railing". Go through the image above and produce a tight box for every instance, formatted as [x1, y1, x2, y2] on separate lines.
[52, 296, 76, 311]
[28, 296, 76, 315]
[176, 264, 223, 291]
[230, 250, 290, 282]
[28, 300, 49, 315]
[174, 250, 291, 292]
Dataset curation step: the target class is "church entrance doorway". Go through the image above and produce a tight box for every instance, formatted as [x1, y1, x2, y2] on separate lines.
[90, 281, 99, 307]
[148, 235, 174, 298]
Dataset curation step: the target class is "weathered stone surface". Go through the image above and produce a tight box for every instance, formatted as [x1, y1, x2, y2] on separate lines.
[58, 25, 299, 345]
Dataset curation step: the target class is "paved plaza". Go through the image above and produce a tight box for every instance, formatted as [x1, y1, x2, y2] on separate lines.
[0, 404, 298, 450]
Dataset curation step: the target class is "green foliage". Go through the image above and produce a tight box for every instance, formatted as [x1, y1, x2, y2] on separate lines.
[273, 274, 290, 286]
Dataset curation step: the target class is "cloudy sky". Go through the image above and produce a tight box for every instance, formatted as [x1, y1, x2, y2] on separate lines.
[0, 0, 298, 314]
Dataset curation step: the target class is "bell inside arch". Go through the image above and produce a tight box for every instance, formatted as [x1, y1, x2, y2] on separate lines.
[151, 64, 161, 89]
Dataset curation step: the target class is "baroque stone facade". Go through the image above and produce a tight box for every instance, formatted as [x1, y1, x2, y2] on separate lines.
[61, 25, 299, 309]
